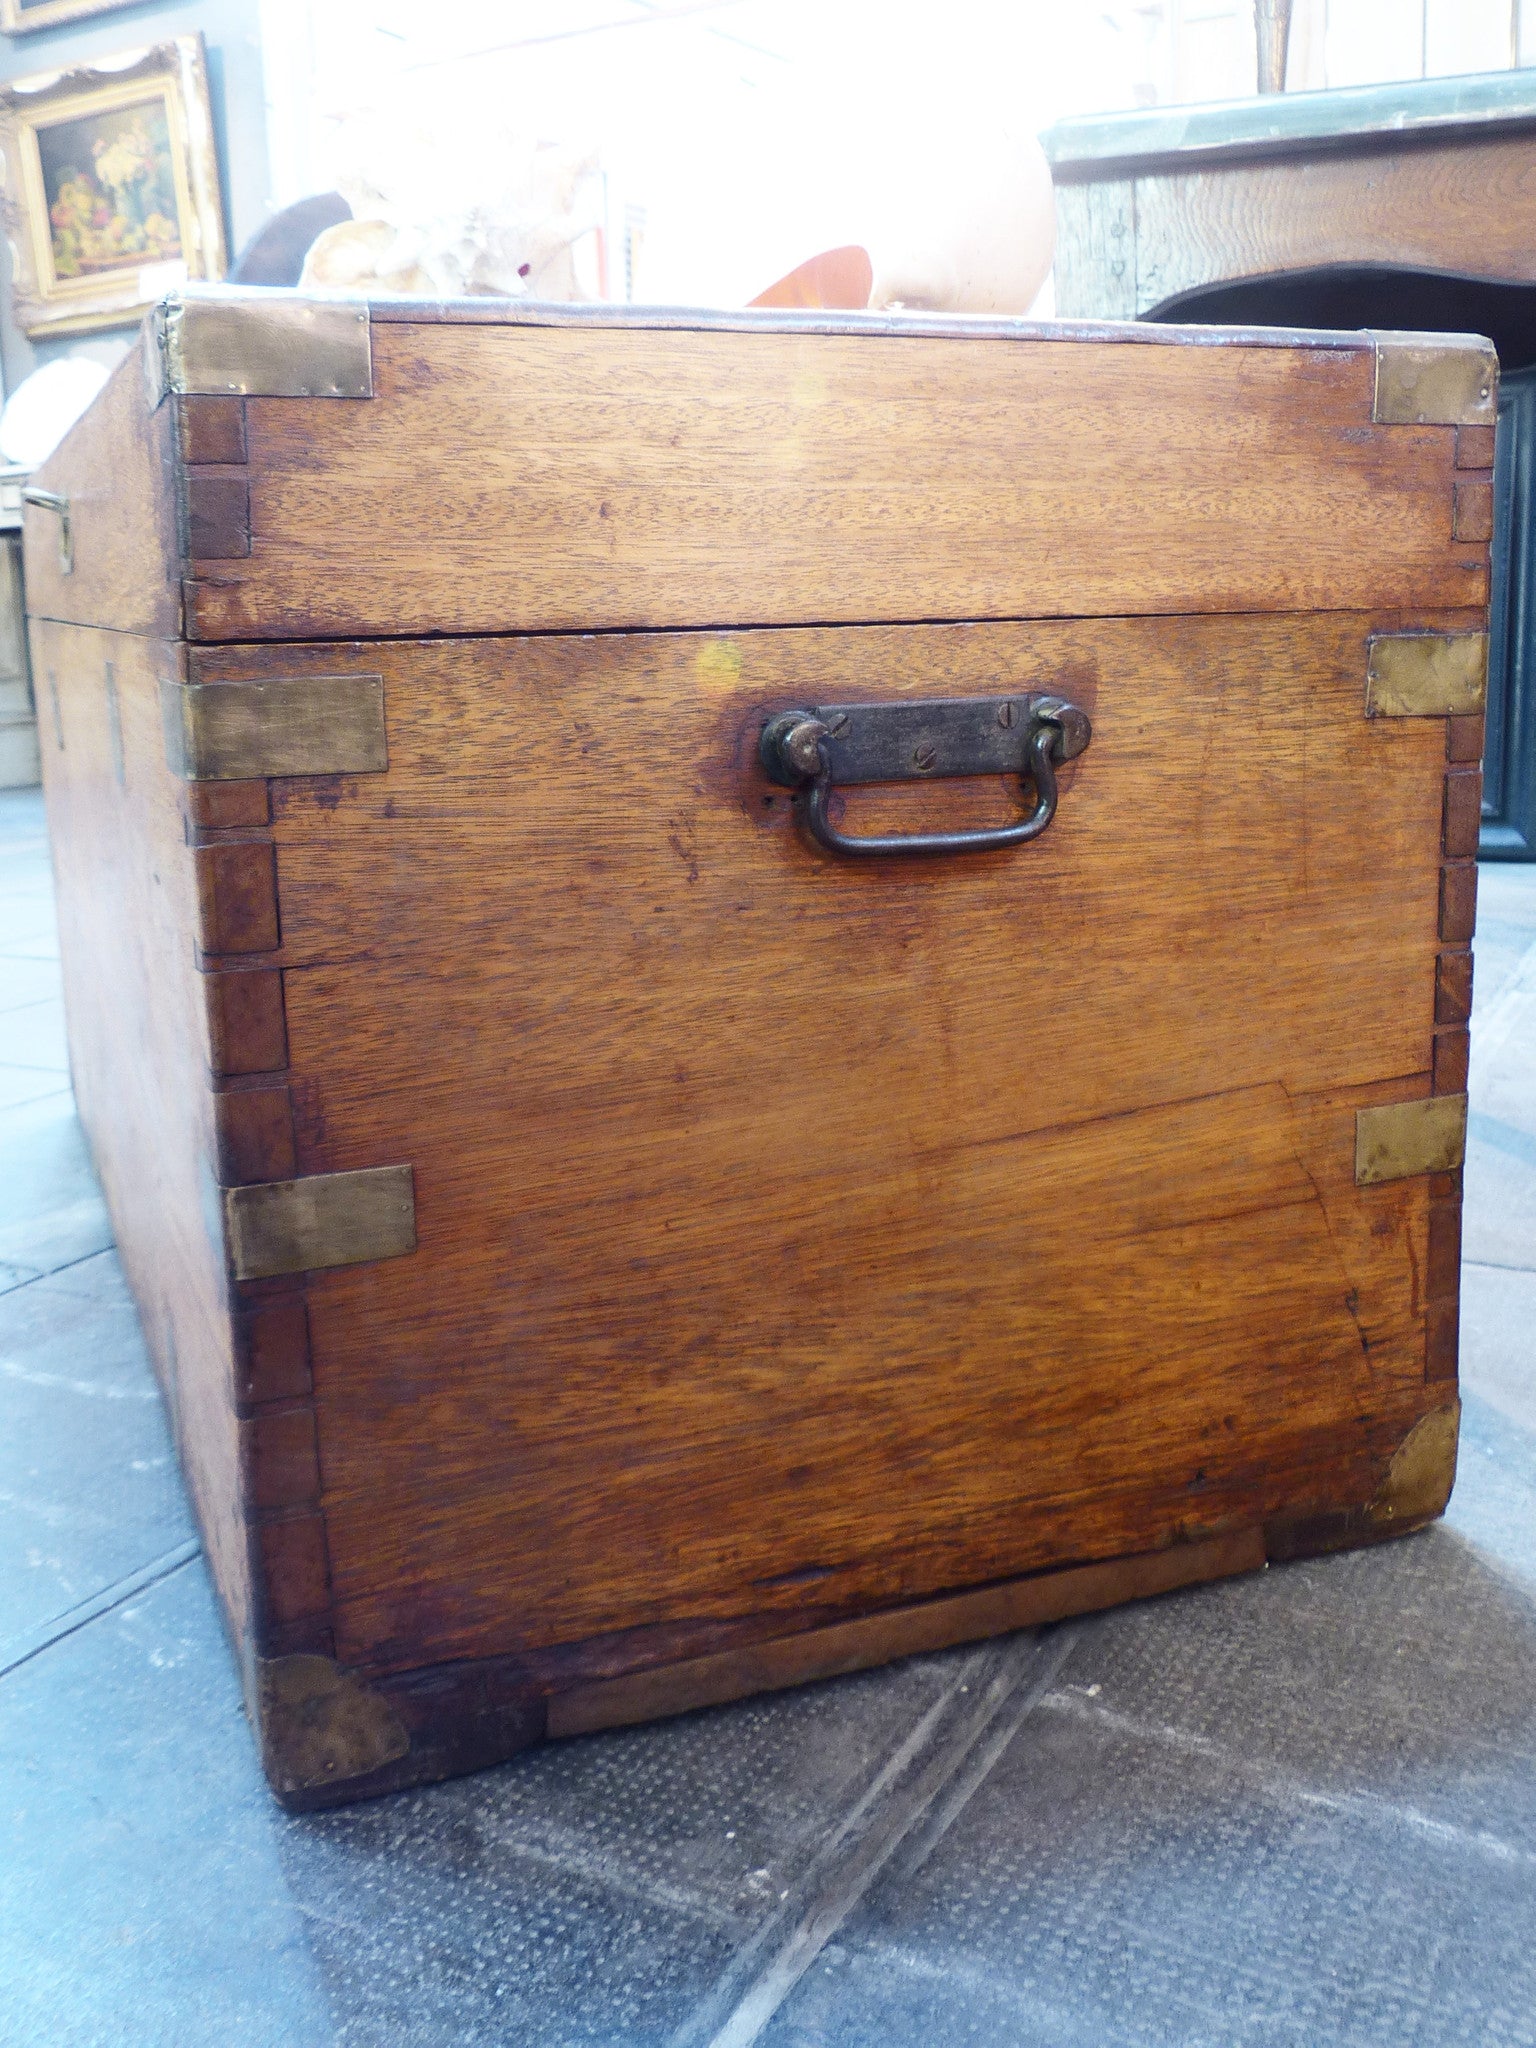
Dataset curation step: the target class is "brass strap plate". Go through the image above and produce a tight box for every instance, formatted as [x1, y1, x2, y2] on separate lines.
[1371, 334, 1497, 426]
[162, 675, 386, 781]
[1365, 633, 1487, 718]
[1355, 1095, 1467, 1185]
[226, 1165, 416, 1281]
[150, 291, 373, 402]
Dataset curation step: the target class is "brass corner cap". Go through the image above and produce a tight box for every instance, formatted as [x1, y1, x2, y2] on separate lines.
[1369, 1401, 1461, 1528]
[1366, 632, 1487, 718]
[257, 1654, 409, 1797]
[1355, 1094, 1467, 1185]
[1372, 332, 1497, 426]
[148, 288, 373, 403]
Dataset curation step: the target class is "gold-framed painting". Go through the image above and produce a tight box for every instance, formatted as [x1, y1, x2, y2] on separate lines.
[0, 37, 226, 338]
[1, 1, 145, 33]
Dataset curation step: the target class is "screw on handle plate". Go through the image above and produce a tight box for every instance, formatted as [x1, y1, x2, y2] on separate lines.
[759, 692, 1092, 858]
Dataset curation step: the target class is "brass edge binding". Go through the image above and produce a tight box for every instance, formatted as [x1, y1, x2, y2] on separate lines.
[226, 1165, 417, 1282]
[257, 1654, 410, 1797]
[147, 290, 374, 405]
[1365, 633, 1488, 718]
[1371, 333, 1497, 426]
[162, 676, 388, 781]
[1355, 1094, 1467, 1185]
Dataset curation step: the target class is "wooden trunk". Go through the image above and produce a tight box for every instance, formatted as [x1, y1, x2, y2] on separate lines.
[27, 292, 1489, 1808]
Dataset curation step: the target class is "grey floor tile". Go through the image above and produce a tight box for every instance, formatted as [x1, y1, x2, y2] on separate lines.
[0, 788, 46, 845]
[1462, 1262, 1536, 1433]
[0, 1252, 194, 1656]
[0, 899, 57, 953]
[0, 926, 59, 961]
[0, 1561, 333, 2048]
[276, 1651, 981, 2048]
[0, 995, 69, 1072]
[1462, 1119, 1536, 1268]
[1445, 1393, 1536, 1595]
[0, 1066, 70, 1111]
[0, 1090, 112, 1273]
[0, 954, 63, 1012]
[763, 1519, 1536, 2048]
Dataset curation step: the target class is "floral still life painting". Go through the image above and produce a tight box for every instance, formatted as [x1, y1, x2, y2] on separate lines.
[40, 100, 182, 278]
[0, 37, 226, 337]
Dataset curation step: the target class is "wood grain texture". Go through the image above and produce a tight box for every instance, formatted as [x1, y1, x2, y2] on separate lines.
[235, 1296, 312, 1409]
[1433, 1028, 1470, 1096]
[180, 612, 1459, 1674]
[178, 394, 247, 467]
[1440, 861, 1478, 942]
[1426, 1296, 1460, 1383]
[1446, 712, 1485, 763]
[25, 335, 179, 637]
[548, 1530, 1266, 1739]
[193, 840, 279, 955]
[213, 1081, 297, 1185]
[240, 1407, 321, 1512]
[1443, 766, 1484, 857]
[1453, 480, 1494, 544]
[1456, 424, 1497, 470]
[188, 779, 269, 829]
[168, 321, 1484, 642]
[1435, 948, 1474, 1024]
[29, 618, 253, 1646]
[184, 472, 251, 561]
[1133, 135, 1536, 311]
[203, 968, 288, 1077]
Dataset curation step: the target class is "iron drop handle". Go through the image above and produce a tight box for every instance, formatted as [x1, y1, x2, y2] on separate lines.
[759, 692, 1092, 858]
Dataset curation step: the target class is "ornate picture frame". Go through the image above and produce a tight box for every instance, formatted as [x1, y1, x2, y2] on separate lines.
[1, 1, 144, 35]
[0, 37, 226, 338]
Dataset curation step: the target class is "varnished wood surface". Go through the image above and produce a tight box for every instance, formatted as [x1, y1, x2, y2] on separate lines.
[30, 619, 253, 1645]
[24, 338, 179, 639]
[153, 321, 1481, 641]
[177, 611, 1461, 1674]
[547, 1530, 1267, 1739]
[1062, 134, 1536, 318]
[23, 308, 1481, 645]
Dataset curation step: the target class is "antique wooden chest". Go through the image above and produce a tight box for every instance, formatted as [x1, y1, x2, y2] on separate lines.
[28, 291, 1490, 1806]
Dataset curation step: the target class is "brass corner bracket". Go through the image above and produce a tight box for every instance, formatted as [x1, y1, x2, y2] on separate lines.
[1365, 632, 1487, 718]
[148, 290, 374, 405]
[162, 674, 387, 781]
[225, 1164, 417, 1282]
[1355, 1094, 1467, 1186]
[257, 1654, 410, 1799]
[1368, 1401, 1461, 1529]
[1371, 334, 1497, 427]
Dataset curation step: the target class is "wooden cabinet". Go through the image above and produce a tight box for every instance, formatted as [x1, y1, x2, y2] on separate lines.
[1046, 67, 1536, 856]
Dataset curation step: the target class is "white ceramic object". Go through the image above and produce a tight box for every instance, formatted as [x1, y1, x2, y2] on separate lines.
[865, 124, 1056, 317]
[0, 357, 110, 469]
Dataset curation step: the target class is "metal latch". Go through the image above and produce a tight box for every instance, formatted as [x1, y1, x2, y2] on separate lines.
[22, 488, 71, 575]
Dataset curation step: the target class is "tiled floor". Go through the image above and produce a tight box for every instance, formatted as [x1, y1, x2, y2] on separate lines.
[2, 779, 1535, 2048]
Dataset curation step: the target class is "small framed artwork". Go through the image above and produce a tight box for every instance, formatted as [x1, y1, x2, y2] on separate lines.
[0, 36, 226, 338]
[1, 1, 145, 32]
